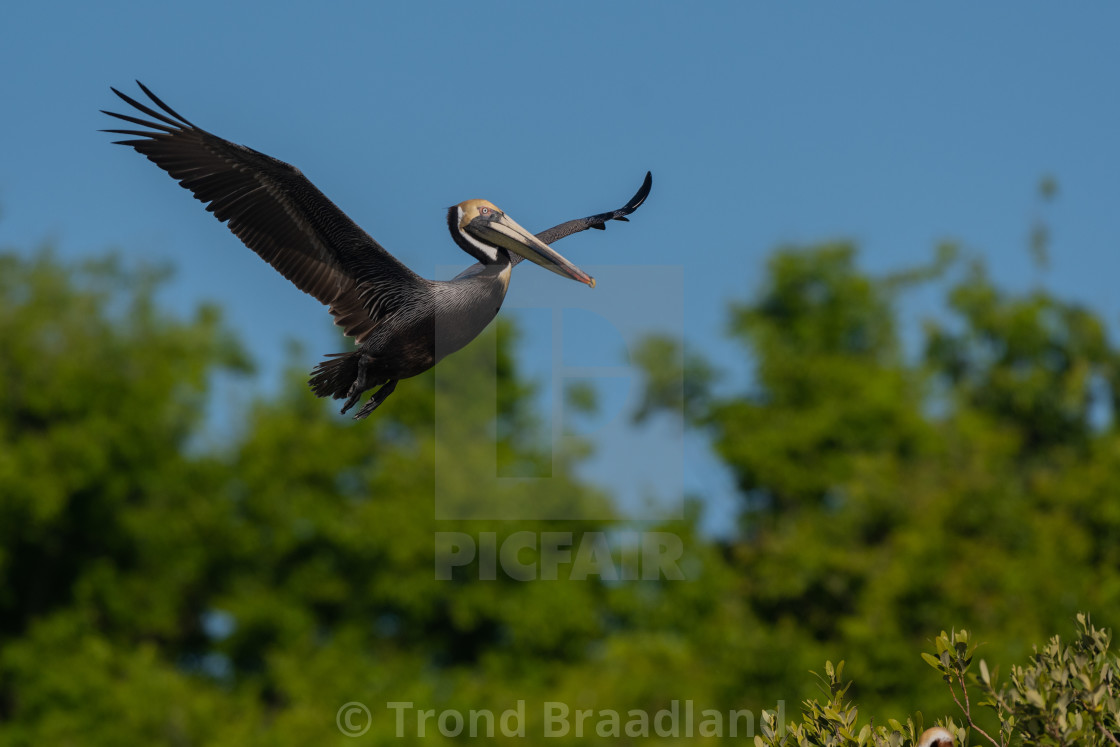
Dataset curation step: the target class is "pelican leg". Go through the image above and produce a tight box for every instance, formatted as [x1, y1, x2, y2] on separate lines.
[353, 379, 398, 420]
[340, 353, 376, 415]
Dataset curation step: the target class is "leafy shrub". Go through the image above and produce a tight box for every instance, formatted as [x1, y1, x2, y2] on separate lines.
[756, 615, 1119, 747]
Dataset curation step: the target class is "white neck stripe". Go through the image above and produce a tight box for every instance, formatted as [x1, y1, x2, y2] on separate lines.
[457, 226, 499, 263]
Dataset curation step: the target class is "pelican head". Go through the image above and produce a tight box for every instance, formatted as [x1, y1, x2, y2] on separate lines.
[449, 199, 596, 288]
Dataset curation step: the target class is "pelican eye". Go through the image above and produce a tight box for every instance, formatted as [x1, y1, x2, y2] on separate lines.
[479, 207, 491, 216]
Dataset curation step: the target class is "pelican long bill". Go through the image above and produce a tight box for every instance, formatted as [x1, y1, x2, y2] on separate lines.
[466, 211, 596, 288]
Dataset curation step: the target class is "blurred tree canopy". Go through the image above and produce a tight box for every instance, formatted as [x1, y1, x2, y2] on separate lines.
[634, 238, 1120, 728]
[2, 230, 1119, 745]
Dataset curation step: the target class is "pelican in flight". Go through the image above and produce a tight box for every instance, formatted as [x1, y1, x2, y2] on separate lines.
[102, 82, 651, 419]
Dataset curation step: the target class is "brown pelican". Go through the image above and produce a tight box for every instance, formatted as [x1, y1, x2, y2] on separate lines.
[102, 82, 651, 419]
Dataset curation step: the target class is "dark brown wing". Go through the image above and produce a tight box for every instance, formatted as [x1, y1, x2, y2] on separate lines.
[102, 82, 425, 344]
[532, 171, 652, 247]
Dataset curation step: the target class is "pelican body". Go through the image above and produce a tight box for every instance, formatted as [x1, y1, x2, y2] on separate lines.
[103, 83, 651, 418]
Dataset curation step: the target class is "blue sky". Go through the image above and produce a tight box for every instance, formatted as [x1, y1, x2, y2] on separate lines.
[3, 3, 1119, 531]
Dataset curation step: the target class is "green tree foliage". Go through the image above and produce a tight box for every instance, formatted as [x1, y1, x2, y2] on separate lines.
[5, 211, 1120, 746]
[634, 237, 1120, 722]
[0, 249, 745, 745]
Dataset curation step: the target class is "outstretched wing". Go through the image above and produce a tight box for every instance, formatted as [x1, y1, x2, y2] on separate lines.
[102, 82, 425, 344]
[532, 171, 652, 247]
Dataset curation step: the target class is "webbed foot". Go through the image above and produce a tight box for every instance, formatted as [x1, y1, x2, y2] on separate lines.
[340, 353, 375, 415]
[352, 379, 398, 420]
